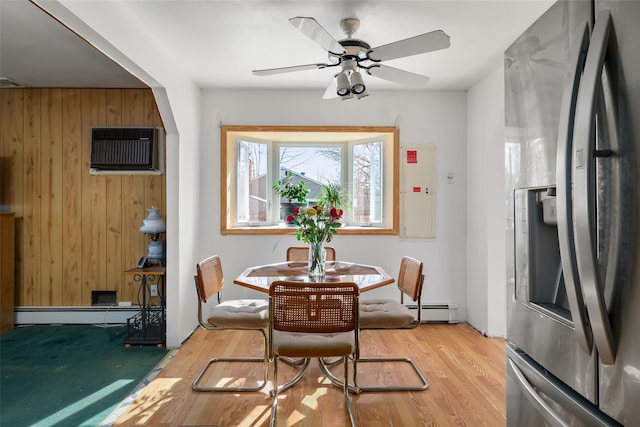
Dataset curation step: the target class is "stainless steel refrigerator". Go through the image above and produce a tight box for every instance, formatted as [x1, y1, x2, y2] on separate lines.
[505, 0, 640, 425]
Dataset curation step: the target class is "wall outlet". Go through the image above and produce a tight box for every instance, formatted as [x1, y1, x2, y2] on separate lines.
[150, 284, 158, 297]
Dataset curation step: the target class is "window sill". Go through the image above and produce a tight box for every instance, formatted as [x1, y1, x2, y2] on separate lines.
[221, 224, 398, 236]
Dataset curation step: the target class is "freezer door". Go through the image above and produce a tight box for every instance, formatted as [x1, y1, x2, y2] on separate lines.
[506, 343, 621, 427]
[505, 0, 597, 404]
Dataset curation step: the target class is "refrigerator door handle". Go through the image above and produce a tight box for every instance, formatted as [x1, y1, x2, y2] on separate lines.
[555, 20, 593, 354]
[572, 10, 616, 365]
[508, 358, 570, 427]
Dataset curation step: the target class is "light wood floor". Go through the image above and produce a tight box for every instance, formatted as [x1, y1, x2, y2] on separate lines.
[112, 323, 506, 426]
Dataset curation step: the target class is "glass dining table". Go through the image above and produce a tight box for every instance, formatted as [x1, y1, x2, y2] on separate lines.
[233, 260, 395, 293]
[233, 260, 396, 393]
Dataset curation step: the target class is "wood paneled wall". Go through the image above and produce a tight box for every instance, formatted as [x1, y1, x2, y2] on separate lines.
[0, 88, 166, 306]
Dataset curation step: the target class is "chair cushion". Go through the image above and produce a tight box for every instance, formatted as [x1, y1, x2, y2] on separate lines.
[272, 330, 355, 358]
[207, 299, 269, 329]
[359, 299, 415, 329]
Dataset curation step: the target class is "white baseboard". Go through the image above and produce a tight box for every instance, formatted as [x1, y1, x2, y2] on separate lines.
[15, 306, 141, 325]
[14, 304, 458, 326]
[407, 303, 458, 323]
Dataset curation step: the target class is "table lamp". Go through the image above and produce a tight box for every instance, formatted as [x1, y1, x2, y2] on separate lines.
[139, 206, 166, 267]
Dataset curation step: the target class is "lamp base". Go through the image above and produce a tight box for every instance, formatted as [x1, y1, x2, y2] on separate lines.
[138, 256, 163, 268]
[147, 240, 164, 259]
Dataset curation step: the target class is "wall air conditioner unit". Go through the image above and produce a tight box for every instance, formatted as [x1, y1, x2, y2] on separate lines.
[90, 127, 164, 175]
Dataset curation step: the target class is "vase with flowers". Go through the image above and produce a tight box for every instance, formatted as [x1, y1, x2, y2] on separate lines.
[287, 203, 344, 278]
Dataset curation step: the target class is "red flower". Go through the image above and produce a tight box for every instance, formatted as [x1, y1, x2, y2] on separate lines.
[286, 214, 295, 223]
[292, 207, 300, 214]
[330, 208, 343, 219]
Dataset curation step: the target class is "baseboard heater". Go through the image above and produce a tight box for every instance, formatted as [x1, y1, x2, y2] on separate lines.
[406, 303, 458, 323]
[14, 306, 140, 325]
[14, 304, 458, 325]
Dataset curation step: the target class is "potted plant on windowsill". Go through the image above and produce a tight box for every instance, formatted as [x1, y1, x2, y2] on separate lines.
[317, 182, 349, 210]
[273, 170, 310, 225]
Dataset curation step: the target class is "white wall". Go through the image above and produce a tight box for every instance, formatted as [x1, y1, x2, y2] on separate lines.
[199, 89, 469, 316]
[466, 66, 507, 337]
[36, 1, 511, 345]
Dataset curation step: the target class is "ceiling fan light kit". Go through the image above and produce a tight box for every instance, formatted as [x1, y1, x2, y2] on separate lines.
[350, 71, 366, 94]
[252, 16, 450, 100]
[336, 72, 351, 96]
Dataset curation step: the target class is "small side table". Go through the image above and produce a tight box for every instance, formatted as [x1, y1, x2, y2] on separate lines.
[122, 266, 166, 348]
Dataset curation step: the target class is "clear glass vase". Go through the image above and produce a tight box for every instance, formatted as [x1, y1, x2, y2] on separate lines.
[308, 242, 326, 279]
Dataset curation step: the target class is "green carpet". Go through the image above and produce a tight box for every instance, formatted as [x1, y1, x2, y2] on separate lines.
[0, 324, 168, 427]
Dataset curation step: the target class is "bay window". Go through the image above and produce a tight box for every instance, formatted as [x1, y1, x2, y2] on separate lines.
[221, 126, 398, 235]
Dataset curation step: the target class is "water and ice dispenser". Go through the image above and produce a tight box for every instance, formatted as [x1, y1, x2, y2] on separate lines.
[514, 188, 572, 323]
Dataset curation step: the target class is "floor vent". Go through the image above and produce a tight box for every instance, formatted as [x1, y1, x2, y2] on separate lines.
[91, 290, 117, 306]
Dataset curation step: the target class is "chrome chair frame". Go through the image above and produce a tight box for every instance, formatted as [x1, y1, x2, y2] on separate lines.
[354, 283, 428, 391]
[191, 255, 269, 392]
[319, 256, 428, 393]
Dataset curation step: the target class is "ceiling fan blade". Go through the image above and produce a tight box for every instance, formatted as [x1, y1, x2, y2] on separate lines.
[366, 65, 430, 86]
[368, 30, 450, 62]
[252, 63, 331, 76]
[322, 76, 339, 99]
[289, 17, 346, 55]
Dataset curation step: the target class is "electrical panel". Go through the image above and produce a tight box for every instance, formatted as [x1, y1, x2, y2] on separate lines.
[401, 145, 436, 239]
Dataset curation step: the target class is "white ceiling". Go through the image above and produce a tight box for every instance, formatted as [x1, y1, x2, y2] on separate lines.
[0, 0, 554, 93]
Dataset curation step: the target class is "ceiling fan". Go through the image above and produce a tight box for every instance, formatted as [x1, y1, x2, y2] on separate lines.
[252, 17, 451, 100]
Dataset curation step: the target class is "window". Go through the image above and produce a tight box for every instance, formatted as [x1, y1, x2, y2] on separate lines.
[221, 126, 399, 235]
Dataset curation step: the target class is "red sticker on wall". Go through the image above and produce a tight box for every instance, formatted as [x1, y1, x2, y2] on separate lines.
[407, 150, 418, 164]
[413, 186, 421, 192]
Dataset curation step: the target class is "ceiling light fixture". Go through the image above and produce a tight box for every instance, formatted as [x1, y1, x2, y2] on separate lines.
[350, 71, 366, 95]
[336, 72, 351, 97]
[335, 69, 368, 101]
[335, 61, 368, 101]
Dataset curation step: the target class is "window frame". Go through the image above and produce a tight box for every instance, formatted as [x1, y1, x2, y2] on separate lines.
[236, 136, 271, 225]
[220, 125, 399, 236]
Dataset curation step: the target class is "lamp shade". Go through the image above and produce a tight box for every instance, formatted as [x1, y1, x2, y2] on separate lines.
[140, 206, 166, 234]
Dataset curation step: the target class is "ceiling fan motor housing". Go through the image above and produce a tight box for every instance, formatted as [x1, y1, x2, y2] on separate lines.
[328, 39, 375, 72]
[339, 39, 371, 57]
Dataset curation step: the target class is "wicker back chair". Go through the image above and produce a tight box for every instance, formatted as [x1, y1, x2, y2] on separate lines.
[192, 255, 269, 392]
[354, 256, 428, 392]
[286, 246, 336, 262]
[268, 281, 359, 426]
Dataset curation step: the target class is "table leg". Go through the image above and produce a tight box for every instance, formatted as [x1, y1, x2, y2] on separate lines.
[125, 273, 165, 347]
